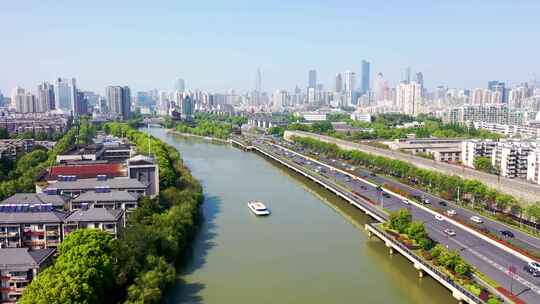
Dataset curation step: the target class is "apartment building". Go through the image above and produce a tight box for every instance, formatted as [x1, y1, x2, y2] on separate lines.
[70, 190, 139, 213]
[527, 150, 540, 185]
[0, 205, 65, 250]
[0, 248, 55, 303]
[63, 208, 124, 239]
[385, 138, 463, 163]
[492, 143, 534, 178]
[39, 177, 148, 198]
[0, 139, 34, 161]
[461, 139, 497, 168]
[0, 193, 67, 211]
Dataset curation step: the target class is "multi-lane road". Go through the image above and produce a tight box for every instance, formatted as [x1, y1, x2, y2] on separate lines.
[250, 137, 540, 304]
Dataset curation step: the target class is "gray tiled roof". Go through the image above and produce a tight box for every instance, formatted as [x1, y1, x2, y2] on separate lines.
[1, 193, 67, 207]
[0, 248, 55, 269]
[45, 177, 147, 191]
[65, 208, 123, 222]
[72, 190, 139, 203]
[0, 210, 67, 224]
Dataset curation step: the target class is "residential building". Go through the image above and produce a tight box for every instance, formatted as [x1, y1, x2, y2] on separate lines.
[37, 82, 55, 111]
[461, 139, 497, 168]
[335, 73, 343, 93]
[39, 177, 148, 198]
[106, 86, 131, 120]
[69, 190, 139, 212]
[492, 142, 533, 179]
[127, 155, 159, 198]
[386, 138, 463, 163]
[0, 193, 67, 211]
[527, 150, 540, 185]
[63, 208, 124, 239]
[54, 78, 77, 112]
[396, 81, 422, 115]
[0, 139, 35, 160]
[344, 70, 356, 93]
[0, 248, 55, 303]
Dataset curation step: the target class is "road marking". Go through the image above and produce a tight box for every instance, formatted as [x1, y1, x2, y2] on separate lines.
[429, 226, 540, 296]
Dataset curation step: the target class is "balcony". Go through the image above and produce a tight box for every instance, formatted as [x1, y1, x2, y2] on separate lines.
[45, 230, 58, 237]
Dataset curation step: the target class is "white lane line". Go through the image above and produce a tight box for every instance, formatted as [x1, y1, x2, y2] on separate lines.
[429, 226, 540, 295]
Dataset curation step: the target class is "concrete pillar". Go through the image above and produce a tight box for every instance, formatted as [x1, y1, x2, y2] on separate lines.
[367, 230, 373, 239]
[418, 270, 424, 278]
[389, 247, 394, 255]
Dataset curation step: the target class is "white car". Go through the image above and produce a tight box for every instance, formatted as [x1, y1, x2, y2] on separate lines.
[435, 214, 444, 221]
[529, 261, 540, 272]
[446, 209, 457, 216]
[444, 229, 456, 236]
[470, 216, 483, 224]
[403, 199, 411, 205]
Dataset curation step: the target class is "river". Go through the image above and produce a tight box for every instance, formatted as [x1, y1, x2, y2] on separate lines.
[147, 127, 454, 304]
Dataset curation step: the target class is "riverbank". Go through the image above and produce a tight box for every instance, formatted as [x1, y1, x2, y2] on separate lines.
[166, 129, 230, 143]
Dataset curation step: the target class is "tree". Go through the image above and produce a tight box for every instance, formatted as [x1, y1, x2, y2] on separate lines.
[0, 128, 9, 139]
[389, 209, 412, 233]
[20, 229, 116, 304]
[473, 157, 495, 173]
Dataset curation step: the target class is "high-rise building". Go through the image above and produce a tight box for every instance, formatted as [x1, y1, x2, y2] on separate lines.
[374, 72, 388, 102]
[403, 67, 412, 83]
[37, 82, 55, 111]
[272, 90, 288, 112]
[15, 92, 39, 113]
[11, 87, 25, 108]
[308, 69, 317, 89]
[181, 95, 193, 118]
[415, 72, 424, 87]
[488, 81, 506, 103]
[174, 78, 185, 92]
[335, 73, 343, 93]
[361, 60, 370, 94]
[396, 81, 422, 115]
[344, 70, 356, 93]
[54, 78, 77, 113]
[106, 86, 131, 120]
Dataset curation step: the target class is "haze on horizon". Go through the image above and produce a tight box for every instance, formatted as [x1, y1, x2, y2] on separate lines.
[1, 0, 539, 94]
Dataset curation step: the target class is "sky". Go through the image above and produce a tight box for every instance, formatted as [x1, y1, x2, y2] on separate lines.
[1, 0, 540, 95]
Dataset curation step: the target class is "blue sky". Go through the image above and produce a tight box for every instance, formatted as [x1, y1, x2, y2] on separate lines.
[1, 0, 539, 95]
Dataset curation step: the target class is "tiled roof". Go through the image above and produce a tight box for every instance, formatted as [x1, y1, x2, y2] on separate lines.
[45, 177, 147, 191]
[72, 190, 139, 203]
[65, 208, 123, 222]
[0, 248, 55, 269]
[0, 210, 67, 224]
[49, 163, 127, 179]
[1, 193, 67, 207]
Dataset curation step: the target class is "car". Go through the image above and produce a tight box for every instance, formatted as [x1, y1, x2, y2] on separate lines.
[360, 185, 367, 190]
[382, 193, 391, 199]
[524, 262, 540, 277]
[470, 216, 483, 224]
[446, 209, 457, 216]
[439, 201, 447, 207]
[435, 214, 444, 221]
[423, 199, 431, 204]
[403, 199, 411, 205]
[345, 176, 351, 182]
[444, 229, 456, 236]
[376, 186, 383, 192]
[500, 230, 515, 238]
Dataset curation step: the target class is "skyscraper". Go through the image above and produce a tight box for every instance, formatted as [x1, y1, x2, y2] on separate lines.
[37, 82, 55, 111]
[488, 81, 506, 103]
[106, 86, 131, 120]
[308, 69, 317, 89]
[174, 78, 185, 92]
[361, 60, 370, 94]
[54, 78, 77, 113]
[182, 95, 193, 118]
[335, 73, 343, 93]
[403, 67, 412, 84]
[344, 70, 356, 93]
[415, 72, 424, 87]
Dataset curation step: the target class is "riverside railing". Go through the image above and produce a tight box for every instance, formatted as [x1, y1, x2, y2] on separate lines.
[368, 223, 486, 304]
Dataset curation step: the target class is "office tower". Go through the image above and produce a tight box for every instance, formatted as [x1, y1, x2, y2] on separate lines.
[106, 86, 131, 120]
[174, 78, 185, 92]
[253, 68, 262, 105]
[335, 73, 343, 93]
[361, 60, 370, 94]
[344, 70, 356, 93]
[181, 95, 193, 118]
[37, 82, 55, 111]
[396, 81, 422, 115]
[308, 69, 317, 89]
[54, 78, 77, 112]
[307, 88, 316, 104]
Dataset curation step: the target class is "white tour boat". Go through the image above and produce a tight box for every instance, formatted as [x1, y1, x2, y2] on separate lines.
[248, 201, 270, 216]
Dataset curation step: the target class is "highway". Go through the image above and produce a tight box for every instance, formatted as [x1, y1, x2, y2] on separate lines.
[250, 137, 540, 304]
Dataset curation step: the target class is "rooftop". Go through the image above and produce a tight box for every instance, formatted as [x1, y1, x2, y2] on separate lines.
[0, 248, 55, 269]
[73, 190, 139, 203]
[48, 163, 127, 180]
[65, 208, 123, 222]
[1, 193, 67, 207]
[45, 177, 147, 191]
[0, 209, 67, 224]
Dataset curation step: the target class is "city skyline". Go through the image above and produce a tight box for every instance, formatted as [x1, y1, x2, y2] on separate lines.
[2, 1, 540, 94]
